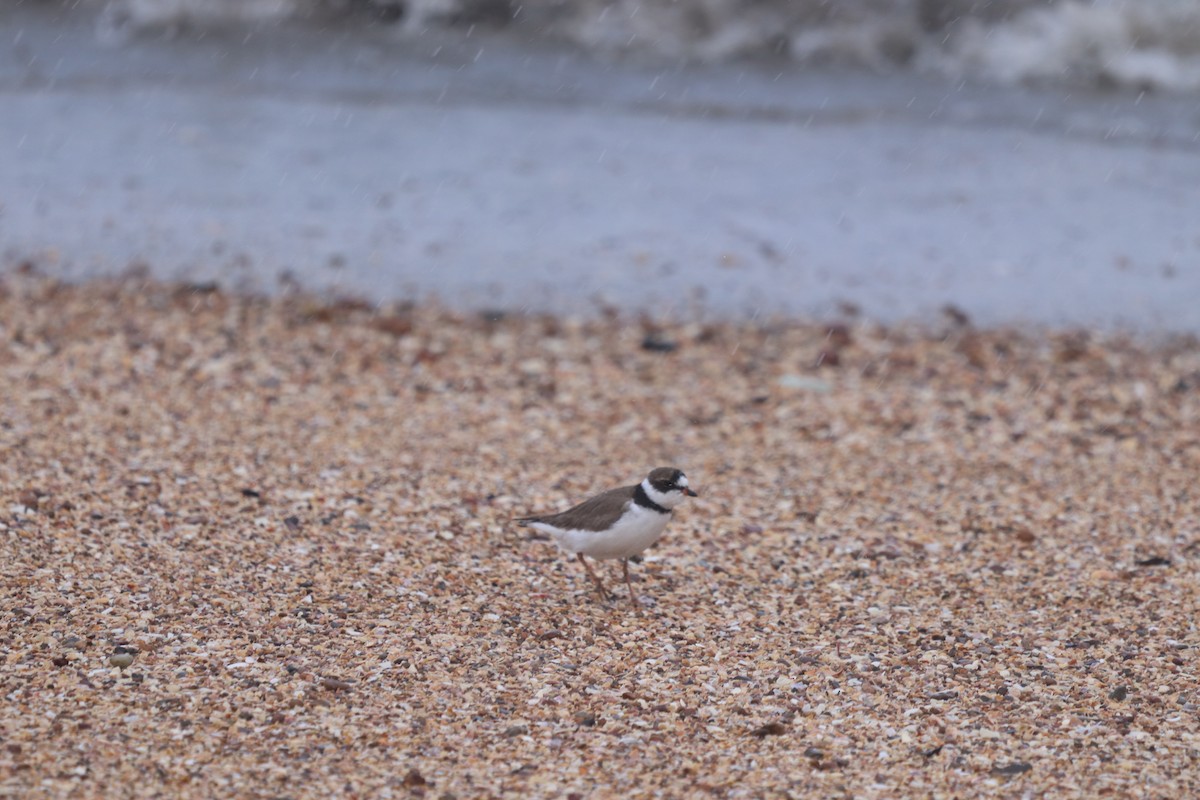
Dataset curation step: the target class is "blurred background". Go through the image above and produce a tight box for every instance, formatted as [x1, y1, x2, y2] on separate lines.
[4, 0, 1200, 327]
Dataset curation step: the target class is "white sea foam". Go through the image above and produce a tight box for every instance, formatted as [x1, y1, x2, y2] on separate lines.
[929, 0, 1200, 92]
[101, 0, 301, 28]
[85, 0, 1200, 90]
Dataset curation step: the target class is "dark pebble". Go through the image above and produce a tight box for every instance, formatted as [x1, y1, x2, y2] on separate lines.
[991, 762, 1032, 776]
[750, 721, 787, 737]
[641, 335, 678, 353]
[402, 768, 428, 788]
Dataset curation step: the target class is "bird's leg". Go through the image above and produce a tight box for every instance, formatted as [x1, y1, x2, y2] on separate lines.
[577, 553, 610, 601]
[622, 558, 642, 608]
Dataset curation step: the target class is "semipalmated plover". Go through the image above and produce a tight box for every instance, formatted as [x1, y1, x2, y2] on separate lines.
[517, 467, 698, 606]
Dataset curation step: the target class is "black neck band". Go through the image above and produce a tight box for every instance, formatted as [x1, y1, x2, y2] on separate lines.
[633, 484, 670, 514]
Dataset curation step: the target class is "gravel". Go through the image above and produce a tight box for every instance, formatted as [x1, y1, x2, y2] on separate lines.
[2, 271, 1199, 798]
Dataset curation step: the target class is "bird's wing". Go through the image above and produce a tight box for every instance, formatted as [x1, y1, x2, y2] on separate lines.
[515, 484, 636, 532]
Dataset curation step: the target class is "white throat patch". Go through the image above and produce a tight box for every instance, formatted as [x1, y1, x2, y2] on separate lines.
[642, 478, 687, 510]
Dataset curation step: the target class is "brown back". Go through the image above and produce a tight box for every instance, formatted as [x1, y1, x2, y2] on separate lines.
[517, 484, 637, 532]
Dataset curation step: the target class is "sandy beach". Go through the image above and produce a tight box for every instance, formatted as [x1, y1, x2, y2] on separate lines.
[2, 271, 1198, 797]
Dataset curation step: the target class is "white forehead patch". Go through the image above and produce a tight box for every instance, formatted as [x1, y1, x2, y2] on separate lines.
[678, 474, 689, 487]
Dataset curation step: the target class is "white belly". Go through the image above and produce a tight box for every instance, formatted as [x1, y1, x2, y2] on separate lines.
[533, 505, 671, 560]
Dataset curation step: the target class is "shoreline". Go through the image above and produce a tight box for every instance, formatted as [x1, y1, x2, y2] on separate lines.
[6, 267, 1200, 343]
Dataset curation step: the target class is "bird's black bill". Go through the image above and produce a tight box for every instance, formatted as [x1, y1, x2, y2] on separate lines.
[683, 488, 698, 497]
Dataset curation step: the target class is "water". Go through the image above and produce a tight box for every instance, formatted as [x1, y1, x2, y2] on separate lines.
[3, 3, 1200, 328]
[94, 0, 1200, 93]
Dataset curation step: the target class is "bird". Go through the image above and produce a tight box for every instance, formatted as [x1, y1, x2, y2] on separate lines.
[516, 467, 698, 607]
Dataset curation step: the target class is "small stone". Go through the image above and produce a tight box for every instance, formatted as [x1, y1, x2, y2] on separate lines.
[943, 305, 971, 327]
[372, 315, 414, 337]
[108, 646, 136, 670]
[777, 375, 831, 392]
[641, 335, 678, 353]
[991, 762, 1032, 777]
[814, 349, 840, 368]
[750, 722, 787, 738]
[1109, 686, 1128, 701]
[824, 323, 854, 349]
[402, 768, 428, 788]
